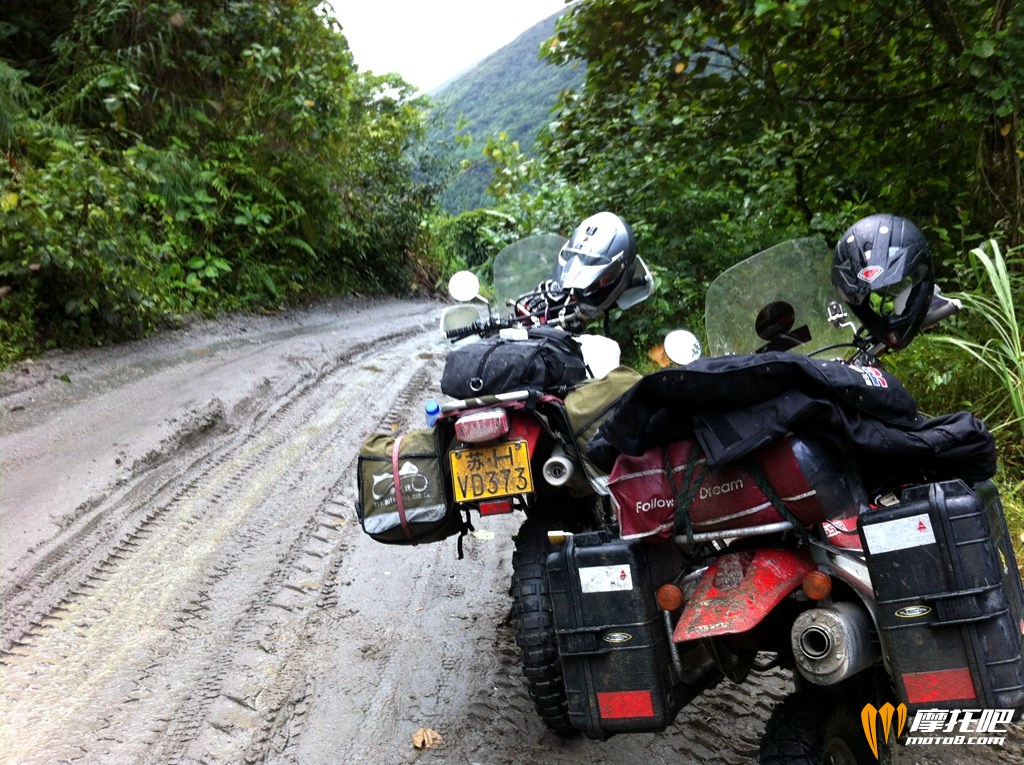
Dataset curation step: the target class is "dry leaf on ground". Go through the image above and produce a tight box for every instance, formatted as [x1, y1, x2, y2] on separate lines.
[411, 727, 443, 749]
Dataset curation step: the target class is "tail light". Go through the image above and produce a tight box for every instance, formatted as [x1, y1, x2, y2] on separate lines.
[454, 408, 510, 443]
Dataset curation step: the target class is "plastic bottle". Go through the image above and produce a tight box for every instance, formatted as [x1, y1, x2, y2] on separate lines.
[424, 399, 441, 427]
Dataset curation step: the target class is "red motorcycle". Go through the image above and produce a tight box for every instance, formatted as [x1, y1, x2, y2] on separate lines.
[356, 211, 657, 564]
[583, 220, 1024, 763]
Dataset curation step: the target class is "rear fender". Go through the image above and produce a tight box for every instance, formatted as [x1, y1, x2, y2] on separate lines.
[672, 548, 816, 642]
[508, 408, 545, 454]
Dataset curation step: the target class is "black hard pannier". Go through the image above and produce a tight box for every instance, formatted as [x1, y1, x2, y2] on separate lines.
[860, 480, 1024, 712]
[440, 325, 589, 399]
[356, 429, 464, 544]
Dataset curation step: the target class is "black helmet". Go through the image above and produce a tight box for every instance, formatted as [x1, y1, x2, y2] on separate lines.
[832, 214, 935, 349]
[555, 211, 637, 320]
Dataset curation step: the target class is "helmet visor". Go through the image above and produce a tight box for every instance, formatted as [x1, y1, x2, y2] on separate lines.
[559, 253, 625, 293]
[558, 245, 614, 267]
[869, 261, 929, 316]
[869, 277, 914, 316]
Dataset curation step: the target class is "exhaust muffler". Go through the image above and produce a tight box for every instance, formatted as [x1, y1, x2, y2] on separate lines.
[791, 602, 878, 686]
[542, 447, 575, 487]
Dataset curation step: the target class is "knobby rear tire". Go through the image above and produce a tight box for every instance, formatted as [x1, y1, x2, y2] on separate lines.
[759, 687, 900, 765]
[510, 518, 576, 736]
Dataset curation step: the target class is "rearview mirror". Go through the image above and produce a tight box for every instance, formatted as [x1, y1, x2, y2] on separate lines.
[439, 305, 483, 347]
[664, 329, 702, 366]
[448, 271, 481, 303]
[616, 255, 654, 310]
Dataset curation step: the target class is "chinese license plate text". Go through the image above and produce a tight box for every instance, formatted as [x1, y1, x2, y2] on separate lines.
[449, 440, 533, 502]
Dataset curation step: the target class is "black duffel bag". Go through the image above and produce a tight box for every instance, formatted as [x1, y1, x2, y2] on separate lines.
[440, 325, 589, 399]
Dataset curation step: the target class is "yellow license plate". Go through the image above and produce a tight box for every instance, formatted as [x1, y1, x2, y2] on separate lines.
[449, 440, 533, 502]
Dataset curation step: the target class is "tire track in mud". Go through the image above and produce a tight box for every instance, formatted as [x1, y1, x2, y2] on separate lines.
[0, 329, 421, 654]
[298, 514, 524, 765]
[0, 316, 447, 764]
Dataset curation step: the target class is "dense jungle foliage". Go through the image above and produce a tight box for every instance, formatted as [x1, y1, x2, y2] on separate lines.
[2, 1, 1022, 500]
[0, 0, 436, 363]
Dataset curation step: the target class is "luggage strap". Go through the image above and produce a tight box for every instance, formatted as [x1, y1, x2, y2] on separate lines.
[749, 460, 809, 542]
[665, 443, 706, 544]
[664, 441, 808, 544]
[455, 509, 474, 561]
[392, 434, 414, 541]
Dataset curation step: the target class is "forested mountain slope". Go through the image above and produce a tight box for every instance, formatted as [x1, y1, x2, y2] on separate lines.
[429, 10, 583, 213]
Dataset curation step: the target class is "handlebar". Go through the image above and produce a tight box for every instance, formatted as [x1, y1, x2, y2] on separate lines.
[443, 303, 585, 341]
[921, 293, 962, 330]
[443, 316, 511, 341]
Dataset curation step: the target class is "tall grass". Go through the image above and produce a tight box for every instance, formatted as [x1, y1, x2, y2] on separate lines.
[933, 241, 1023, 438]
[931, 240, 1023, 571]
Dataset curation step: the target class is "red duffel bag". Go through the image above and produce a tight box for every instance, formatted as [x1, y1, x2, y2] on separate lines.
[608, 436, 835, 541]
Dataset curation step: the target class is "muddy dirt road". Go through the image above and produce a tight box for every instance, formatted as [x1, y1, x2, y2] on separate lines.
[0, 299, 1018, 764]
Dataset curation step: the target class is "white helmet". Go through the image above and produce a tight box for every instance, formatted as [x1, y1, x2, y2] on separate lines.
[555, 211, 638, 320]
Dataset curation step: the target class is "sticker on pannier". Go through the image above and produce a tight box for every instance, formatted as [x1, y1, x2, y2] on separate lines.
[356, 429, 464, 545]
[608, 437, 830, 541]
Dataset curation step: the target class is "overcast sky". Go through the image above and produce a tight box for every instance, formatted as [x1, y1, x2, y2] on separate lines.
[331, 0, 572, 93]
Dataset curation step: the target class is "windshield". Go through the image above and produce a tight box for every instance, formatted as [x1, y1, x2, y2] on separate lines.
[705, 237, 853, 356]
[491, 234, 566, 312]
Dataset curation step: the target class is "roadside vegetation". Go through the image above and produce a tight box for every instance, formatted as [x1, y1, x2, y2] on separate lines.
[1, 0, 436, 365]
[2, 1, 1021, 551]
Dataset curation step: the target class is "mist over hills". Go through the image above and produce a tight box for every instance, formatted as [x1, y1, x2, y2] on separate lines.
[428, 10, 584, 214]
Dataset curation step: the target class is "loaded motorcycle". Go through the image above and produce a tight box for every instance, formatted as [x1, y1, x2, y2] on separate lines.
[356, 210, 660, 575]
[356, 213, 1024, 763]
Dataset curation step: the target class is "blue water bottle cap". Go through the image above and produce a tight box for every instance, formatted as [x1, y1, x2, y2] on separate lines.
[424, 399, 441, 427]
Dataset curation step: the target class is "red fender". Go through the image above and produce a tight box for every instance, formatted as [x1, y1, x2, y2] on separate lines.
[672, 548, 816, 642]
[508, 409, 545, 454]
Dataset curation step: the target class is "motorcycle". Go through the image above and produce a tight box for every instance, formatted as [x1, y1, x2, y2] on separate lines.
[356, 211, 661, 579]
[356, 217, 1024, 764]
[578, 232, 1024, 763]
[427, 214, 670, 728]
